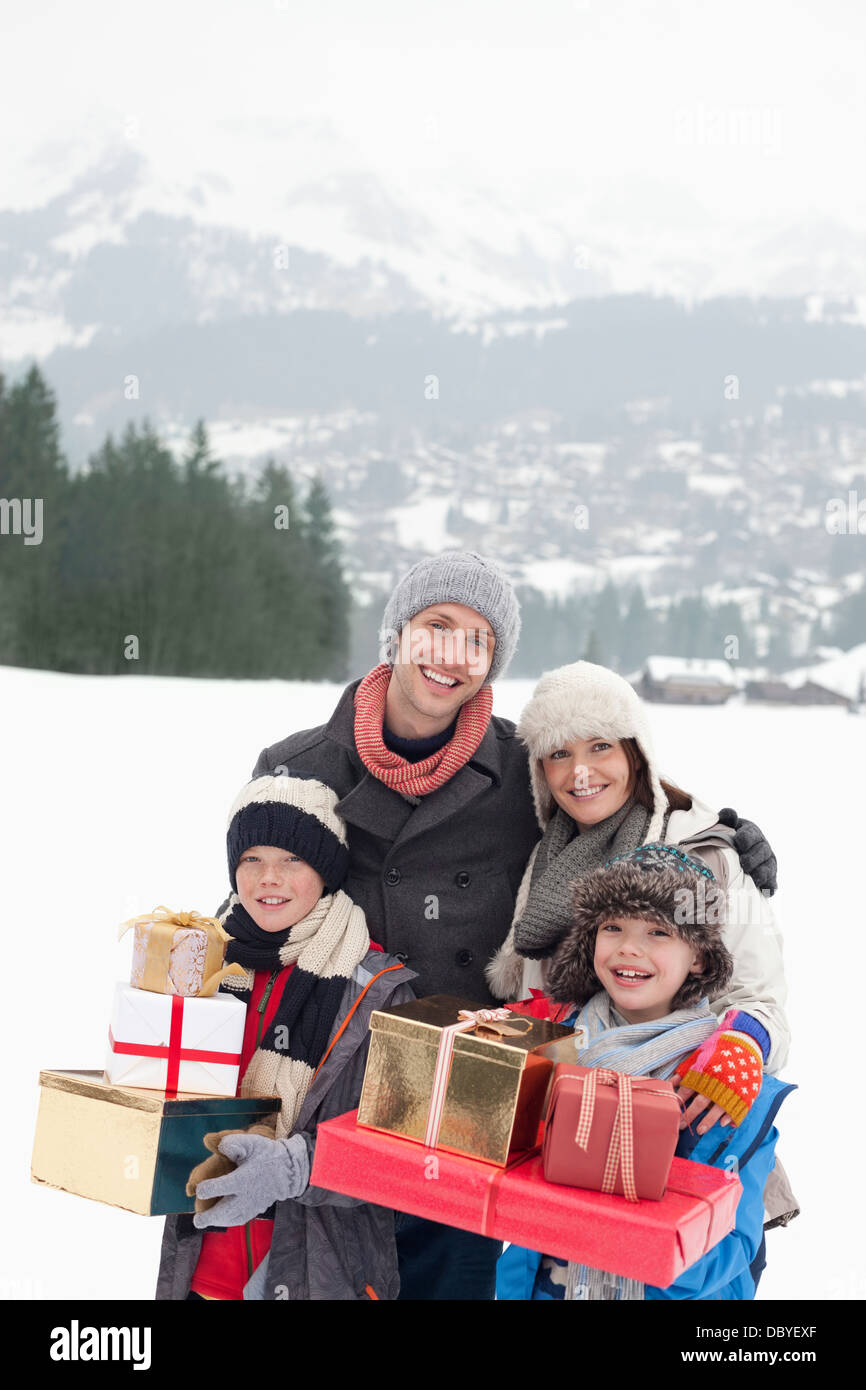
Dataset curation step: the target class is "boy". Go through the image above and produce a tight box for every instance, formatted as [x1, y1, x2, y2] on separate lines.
[497, 843, 795, 1301]
[154, 770, 415, 1301]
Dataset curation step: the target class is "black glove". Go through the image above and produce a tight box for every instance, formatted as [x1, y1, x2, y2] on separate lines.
[717, 808, 777, 895]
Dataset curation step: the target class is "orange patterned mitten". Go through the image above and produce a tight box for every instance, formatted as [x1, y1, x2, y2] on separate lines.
[675, 1009, 764, 1126]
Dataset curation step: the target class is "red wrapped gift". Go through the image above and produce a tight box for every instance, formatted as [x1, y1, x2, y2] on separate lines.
[312, 1109, 742, 1288]
[543, 1064, 681, 1200]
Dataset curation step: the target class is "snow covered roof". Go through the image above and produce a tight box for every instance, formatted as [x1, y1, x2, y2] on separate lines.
[781, 642, 866, 700]
[643, 655, 739, 687]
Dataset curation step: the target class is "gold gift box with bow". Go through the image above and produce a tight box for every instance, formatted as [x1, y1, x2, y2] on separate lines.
[357, 995, 573, 1166]
[120, 906, 246, 997]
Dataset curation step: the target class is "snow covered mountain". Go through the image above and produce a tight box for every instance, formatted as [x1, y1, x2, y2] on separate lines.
[3, 129, 866, 368]
[3, 129, 865, 655]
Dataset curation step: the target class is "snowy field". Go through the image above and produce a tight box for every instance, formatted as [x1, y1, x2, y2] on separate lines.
[3, 664, 864, 1301]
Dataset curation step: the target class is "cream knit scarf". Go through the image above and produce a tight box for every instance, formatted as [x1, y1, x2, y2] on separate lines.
[219, 889, 369, 1140]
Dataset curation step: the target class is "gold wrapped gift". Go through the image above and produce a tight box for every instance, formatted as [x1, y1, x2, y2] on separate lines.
[357, 995, 574, 1166]
[31, 1070, 280, 1216]
[119, 905, 246, 997]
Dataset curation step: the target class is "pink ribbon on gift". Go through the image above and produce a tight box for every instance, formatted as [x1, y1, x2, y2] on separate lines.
[574, 1068, 638, 1202]
[423, 1008, 518, 1150]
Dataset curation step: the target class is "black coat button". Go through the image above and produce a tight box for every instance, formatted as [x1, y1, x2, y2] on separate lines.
[455, 949, 473, 966]
[385, 868, 402, 886]
[394, 952, 408, 964]
[455, 871, 471, 888]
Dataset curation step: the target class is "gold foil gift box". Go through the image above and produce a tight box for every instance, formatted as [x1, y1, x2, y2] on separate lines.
[357, 995, 574, 1166]
[120, 905, 246, 997]
[31, 1069, 280, 1216]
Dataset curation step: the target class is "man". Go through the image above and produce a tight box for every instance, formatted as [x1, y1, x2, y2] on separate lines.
[250, 549, 777, 1299]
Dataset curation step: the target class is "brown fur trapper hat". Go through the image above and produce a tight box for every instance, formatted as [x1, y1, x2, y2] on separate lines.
[546, 843, 734, 1010]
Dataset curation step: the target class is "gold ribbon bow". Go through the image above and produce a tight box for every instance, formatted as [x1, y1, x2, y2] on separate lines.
[119, 905, 246, 997]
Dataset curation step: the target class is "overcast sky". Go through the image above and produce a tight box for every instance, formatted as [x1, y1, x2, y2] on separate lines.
[1, 0, 864, 227]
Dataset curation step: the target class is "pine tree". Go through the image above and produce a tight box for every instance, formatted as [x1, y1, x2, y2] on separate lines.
[0, 365, 69, 667]
[303, 473, 350, 680]
[246, 459, 312, 677]
[591, 579, 621, 667]
[619, 585, 655, 673]
[0, 364, 66, 495]
[0, 373, 386, 683]
[184, 419, 218, 478]
[173, 420, 239, 675]
[663, 594, 711, 658]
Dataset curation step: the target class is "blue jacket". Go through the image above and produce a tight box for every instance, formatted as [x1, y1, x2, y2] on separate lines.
[496, 1074, 796, 1301]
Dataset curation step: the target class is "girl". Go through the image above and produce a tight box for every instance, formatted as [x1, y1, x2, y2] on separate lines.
[498, 844, 796, 1301]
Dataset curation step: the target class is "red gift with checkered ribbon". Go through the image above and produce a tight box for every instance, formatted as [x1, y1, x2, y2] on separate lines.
[543, 1063, 683, 1201]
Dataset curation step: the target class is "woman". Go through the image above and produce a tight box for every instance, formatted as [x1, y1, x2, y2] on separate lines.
[486, 660, 791, 1124]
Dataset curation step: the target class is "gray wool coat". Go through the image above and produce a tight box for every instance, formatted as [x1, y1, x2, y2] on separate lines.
[249, 676, 543, 1004]
[155, 949, 417, 1301]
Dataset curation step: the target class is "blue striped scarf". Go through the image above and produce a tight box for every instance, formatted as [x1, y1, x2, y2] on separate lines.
[571, 990, 719, 1079]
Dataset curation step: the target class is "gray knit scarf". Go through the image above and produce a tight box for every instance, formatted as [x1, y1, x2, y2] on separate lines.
[559, 990, 720, 1302]
[574, 991, 720, 1080]
[513, 797, 652, 959]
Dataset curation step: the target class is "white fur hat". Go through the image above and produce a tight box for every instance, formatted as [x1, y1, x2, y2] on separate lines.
[516, 661, 667, 839]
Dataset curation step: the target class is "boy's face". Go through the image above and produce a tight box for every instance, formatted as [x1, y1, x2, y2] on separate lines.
[235, 845, 326, 933]
[593, 915, 702, 1024]
[542, 736, 635, 828]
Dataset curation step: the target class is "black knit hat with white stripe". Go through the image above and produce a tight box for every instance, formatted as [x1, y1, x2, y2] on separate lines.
[226, 770, 350, 893]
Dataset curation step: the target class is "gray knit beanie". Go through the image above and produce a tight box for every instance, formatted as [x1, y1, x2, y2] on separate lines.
[379, 550, 520, 683]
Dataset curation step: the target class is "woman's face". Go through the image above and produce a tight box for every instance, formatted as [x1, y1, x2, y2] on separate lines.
[235, 845, 325, 933]
[541, 735, 635, 827]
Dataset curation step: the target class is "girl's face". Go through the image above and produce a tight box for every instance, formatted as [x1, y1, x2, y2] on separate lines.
[593, 915, 703, 1024]
[235, 845, 325, 933]
[541, 736, 635, 827]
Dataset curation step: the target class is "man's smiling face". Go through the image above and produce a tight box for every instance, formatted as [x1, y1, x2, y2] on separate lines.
[387, 602, 495, 731]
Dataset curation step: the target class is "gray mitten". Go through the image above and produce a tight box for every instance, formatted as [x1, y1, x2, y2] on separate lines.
[718, 807, 778, 894]
[192, 1131, 311, 1229]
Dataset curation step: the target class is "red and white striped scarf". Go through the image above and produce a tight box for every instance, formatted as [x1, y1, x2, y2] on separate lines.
[353, 662, 493, 797]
